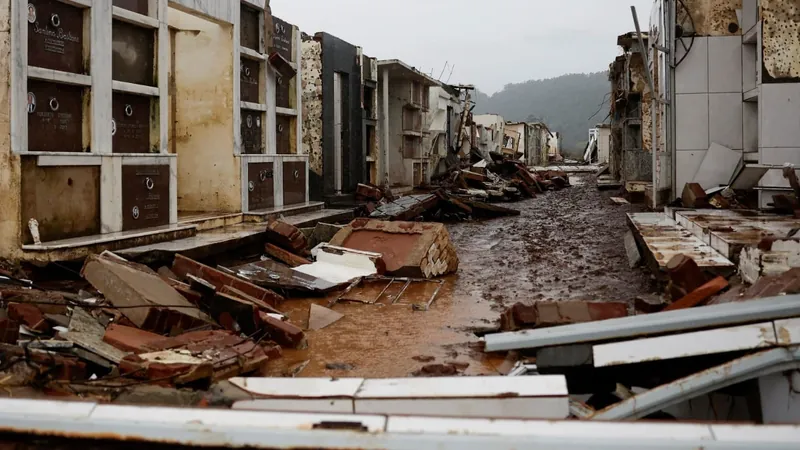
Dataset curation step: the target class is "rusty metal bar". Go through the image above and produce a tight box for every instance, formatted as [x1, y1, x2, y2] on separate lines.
[422, 280, 445, 311]
[392, 280, 412, 304]
[329, 277, 364, 308]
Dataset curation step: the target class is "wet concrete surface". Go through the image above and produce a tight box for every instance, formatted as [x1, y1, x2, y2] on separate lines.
[265, 176, 656, 379]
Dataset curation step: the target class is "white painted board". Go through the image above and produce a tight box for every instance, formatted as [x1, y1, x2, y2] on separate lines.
[593, 322, 777, 367]
[230, 377, 364, 398]
[692, 142, 742, 190]
[232, 399, 354, 414]
[355, 376, 568, 399]
[355, 397, 569, 420]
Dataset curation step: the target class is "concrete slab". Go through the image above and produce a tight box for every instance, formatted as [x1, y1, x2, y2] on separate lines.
[119, 209, 353, 262]
[627, 213, 734, 271]
[675, 210, 800, 261]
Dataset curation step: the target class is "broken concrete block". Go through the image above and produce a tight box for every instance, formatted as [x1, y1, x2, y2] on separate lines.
[329, 219, 459, 279]
[500, 301, 629, 331]
[624, 231, 641, 269]
[122, 330, 271, 384]
[265, 219, 308, 254]
[664, 276, 729, 311]
[257, 311, 305, 348]
[634, 294, 669, 314]
[264, 242, 312, 268]
[0, 288, 68, 315]
[7, 303, 49, 333]
[0, 343, 86, 381]
[103, 324, 167, 354]
[172, 254, 284, 307]
[308, 223, 346, 248]
[204, 293, 260, 335]
[735, 267, 800, 301]
[307, 304, 344, 331]
[59, 331, 131, 364]
[355, 183, 383, 201]
[682, 183, 708, 208]
[666, 254, 708, 300]
[536, 344, 594, 369]
[82, 255, 213, 334]
[370, 194, 440, 221]
[740, 239, 800, 284]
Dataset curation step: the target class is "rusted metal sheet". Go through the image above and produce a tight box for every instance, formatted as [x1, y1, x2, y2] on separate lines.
[283, 161, 306, 206]
[247, 162, 275, 210]
[112, 0, 148, 15]
[241, 109, 263, 154]
[27, 80, 84, 152]
[240, 4, 261, 51]
[270, 16, 293, 61]
[761, 0, 800, 82]
[276, 71, 291, 108]
[27, 0, 85, 73]
[240, 58, 260, 103]
[121, 165, 170, 231]
[112, 19, 155, 86]
[112, 93, 151, 153]
[627, 213, 734, 270]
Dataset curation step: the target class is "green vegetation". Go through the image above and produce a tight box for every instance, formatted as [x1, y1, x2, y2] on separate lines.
[474, 72, 610, 157]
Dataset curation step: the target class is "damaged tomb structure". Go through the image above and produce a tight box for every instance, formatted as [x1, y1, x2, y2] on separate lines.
[5, 0, 800, 449]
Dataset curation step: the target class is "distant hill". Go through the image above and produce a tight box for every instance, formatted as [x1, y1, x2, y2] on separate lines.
[473, 72, 610, 157]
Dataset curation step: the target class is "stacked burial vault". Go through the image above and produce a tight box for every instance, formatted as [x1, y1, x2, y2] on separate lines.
[0, 0, 308, 261]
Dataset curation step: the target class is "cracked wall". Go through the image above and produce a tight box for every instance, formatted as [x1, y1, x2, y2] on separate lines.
[301, 38, 323, 176]
[762, 0, 800, 82]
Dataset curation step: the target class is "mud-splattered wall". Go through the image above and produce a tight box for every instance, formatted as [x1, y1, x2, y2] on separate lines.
[761, 0, 800, 82]
[301, 38, 323, 178]
[679, 0, 742, 36]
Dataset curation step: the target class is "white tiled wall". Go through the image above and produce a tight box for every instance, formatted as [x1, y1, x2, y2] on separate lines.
[676, 94, 710, 150]
[676, 150, 706, 194]
[709, 93, 743, 150]
[760, 84, 800, 149]
[709, 37, 743, 94]
[676, 38, 708, 95]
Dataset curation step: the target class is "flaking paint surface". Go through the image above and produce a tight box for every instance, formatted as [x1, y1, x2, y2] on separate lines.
[0, 3, 21, 258]
[301, 39, 323, 175]
[762, 0, 800, 81]
[679, 0, 742, 36]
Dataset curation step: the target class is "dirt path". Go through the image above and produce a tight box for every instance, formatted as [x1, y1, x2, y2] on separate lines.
[267, 175, 655, 378]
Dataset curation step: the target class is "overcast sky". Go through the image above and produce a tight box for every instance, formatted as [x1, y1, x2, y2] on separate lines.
[272, 0, 654, 94]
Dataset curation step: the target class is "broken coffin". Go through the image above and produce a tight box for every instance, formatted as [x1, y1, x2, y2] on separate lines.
[328, 219, 459, 279]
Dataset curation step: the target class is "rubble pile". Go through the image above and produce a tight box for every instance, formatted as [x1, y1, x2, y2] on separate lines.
[0, 216, 462, 392]
[354, 158, 572, 222]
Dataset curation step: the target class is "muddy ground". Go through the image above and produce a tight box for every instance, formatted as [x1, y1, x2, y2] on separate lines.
[267, 175, 656, 379]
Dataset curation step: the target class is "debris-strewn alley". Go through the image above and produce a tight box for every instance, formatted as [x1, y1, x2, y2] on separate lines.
[262, 175, 653, 379]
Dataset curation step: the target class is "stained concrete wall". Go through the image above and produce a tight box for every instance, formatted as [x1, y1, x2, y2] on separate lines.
[761, 0, 800, 82]
[0, 0, 21, 258]
[386, 78, 409, 186]
[169, 7, 241, 213]
[474, 114, 505, 155]
[301, 37, 323, 184]
[319, 33, 364, 198]
[678, 0, 742, 37]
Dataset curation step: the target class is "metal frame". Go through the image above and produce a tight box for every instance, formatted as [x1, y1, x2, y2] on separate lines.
[484, 294, 800, 352]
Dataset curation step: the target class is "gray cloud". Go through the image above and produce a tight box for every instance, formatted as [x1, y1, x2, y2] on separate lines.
[272, 0, 654, 94]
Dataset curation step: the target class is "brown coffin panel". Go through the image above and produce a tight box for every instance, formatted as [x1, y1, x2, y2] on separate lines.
[240, 4, 261, 51]
[248, 162, 275, 211]
[269, 17, 293, 61]
[276, 72, 290, 109]
[240, 58, 260, 103]
[241, 109, 263, 154]
[276, 115, 292, 155]
[122, 165, 170, 231]
[27, 80, 84, 153]
[112, 20, 155, 86]
[112, 0, 148, 15]
[282, 161, 306, 206]
[113, 93, 151, 154]
[21, 160, 100, 244]
[27, 0, 85, 74]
